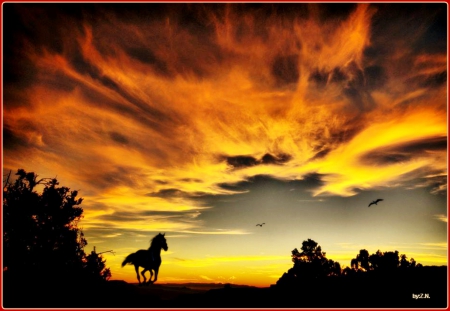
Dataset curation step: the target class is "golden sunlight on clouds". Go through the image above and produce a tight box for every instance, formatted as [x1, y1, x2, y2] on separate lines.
[7, 4, 444, 201]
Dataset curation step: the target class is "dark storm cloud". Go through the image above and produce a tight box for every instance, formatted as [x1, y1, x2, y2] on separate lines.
[225, 155, 259, 168]
[343, 86, 375, 112]
[405, 71, 448, 90]
[125, 47, 171, 77]
[217, 174, 280, 192]
[397, 136, 447, 153]
[309, 148, 332, 161]
[411, 4, 447, 55]
[223, 153, 292, 169]
[109, 132, 129, 145]
[69, 46, 123, 92]
[271, 54, 300, 87]
[89, 4, 227, 80]
[3, 4, 82, 55]
[316, 3, 357, 22]
[2, 127, 30, 150]
[2, 4, 41, 89]
[261, 153, 292, 165]
[309, 62, 382, 111]
[363, 65, 388, 90]
[308, 68, 328, 88]
[309, 66, 351, 87]
[420, 71, 447, 88]
[3, 4, 186, 139]
[217, 173, 325, 193]
[330, 67, 347, 83]
[360, 136, 447, 166]
[366, 3, 446, 61]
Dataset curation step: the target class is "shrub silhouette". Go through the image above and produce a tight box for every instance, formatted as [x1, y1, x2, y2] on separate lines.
[85, 249, 112, 282]
[3, 169, 110, 284]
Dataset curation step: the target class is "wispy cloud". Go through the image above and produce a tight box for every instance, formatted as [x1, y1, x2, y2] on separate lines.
[419, 242, 447, 248]
[200, 275, 214, 281]
[433, 214, 448, 223]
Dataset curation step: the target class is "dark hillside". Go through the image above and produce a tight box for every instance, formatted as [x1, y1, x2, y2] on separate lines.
[4, 266, 445, 308]
[170, 266, 447, 308]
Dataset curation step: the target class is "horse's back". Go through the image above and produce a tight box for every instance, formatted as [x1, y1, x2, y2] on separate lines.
[135, 249, 147, 255]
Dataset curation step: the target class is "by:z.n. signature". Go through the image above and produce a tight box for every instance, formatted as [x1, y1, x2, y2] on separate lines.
[412, 293, 430, 299]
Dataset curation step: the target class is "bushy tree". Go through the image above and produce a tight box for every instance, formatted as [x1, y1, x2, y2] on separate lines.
[84, 249, 112, 282]
[369, 250, 399, 271]
[356, 249, 370, 271]
[3, 169, 110, 283]
[349, 249, 421, 273]
[399, 254, 419, 269]
[277, 239, 341, 286]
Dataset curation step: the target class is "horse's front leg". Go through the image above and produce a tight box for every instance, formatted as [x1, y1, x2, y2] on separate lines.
[152, 267, 160, 284]
[134, 265, 141, 285]
[148, 269, 154, 284]
[141, 268, 148, 284]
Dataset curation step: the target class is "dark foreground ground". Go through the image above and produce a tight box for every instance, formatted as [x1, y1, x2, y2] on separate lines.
[3, 266, 447, 308]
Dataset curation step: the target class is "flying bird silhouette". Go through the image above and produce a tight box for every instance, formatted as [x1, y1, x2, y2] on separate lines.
[256, 223, 265, 227]
[368, 199, 383, 207]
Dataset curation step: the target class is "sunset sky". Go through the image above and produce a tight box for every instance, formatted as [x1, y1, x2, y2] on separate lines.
[2, 3, 447, 287]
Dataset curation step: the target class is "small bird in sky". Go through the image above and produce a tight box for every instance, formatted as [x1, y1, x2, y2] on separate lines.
[256, 223, 265, 227]
[368, 199, 383, 207]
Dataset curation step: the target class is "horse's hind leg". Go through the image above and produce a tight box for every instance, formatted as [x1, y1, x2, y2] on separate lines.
[135, 265, 141, 285]
[149, 269, 154, 284]
[141, 268, 148, 285]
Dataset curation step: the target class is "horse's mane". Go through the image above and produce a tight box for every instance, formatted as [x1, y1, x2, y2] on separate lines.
[149, 233, 165, 249]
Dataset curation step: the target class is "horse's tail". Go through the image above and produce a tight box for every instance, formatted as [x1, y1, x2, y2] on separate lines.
[121, 253, 135, 267]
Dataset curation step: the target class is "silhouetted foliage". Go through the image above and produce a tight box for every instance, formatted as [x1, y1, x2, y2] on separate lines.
[350, 249, 422, 273]
[3, 169, 110, 284]
[277, 239, 341, 286]
[354, 249, 370, 270]
[85, 249, 112, 282]
[277, 240, 429, 289]
[400, 253, 418, 269]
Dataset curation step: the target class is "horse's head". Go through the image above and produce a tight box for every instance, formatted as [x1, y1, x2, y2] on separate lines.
[153, 233, 168, 251]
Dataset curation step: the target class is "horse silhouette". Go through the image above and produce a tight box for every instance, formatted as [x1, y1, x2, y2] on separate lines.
[121, 233, 168, 285]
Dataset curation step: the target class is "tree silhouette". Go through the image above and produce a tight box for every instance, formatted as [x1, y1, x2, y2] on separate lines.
[349, 249, 370, 272]
[277, 239, 341, 286]
[349, 249, 421, 273]
[400, 254, 418, 269]
[356, 249, 370, 271]
[3, 169, 109, 284]
[369, 250, 399, 272]
[84, 248, 112, 282]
